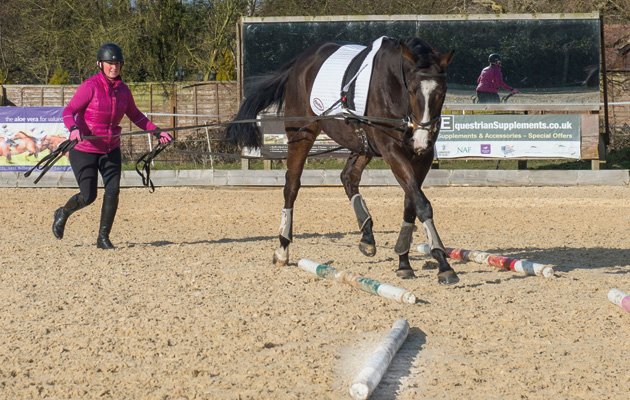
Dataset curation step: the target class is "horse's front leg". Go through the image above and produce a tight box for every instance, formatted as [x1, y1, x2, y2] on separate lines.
[414, 189, 458, 284]
[272, 127, 316, 267]
[396, 189, 458, 284]
[340, 152, 375, 256]
[393, 193, 417, 279]
[385, 153, 458, 284]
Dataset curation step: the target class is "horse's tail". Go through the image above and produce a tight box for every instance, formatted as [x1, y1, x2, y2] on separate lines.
[225, 60, 295, 150]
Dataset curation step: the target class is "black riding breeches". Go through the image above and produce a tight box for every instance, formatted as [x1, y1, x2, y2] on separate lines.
[69, 147, 122, 205]
[476, 91, 500, 104]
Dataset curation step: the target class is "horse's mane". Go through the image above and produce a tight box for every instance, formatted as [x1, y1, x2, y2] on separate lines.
[401, 37, 440, 69]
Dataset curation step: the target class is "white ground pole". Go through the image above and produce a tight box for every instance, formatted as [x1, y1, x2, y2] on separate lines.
[297, 259, 416, 304]
[349, 319, 410, 400]
[417, 243, 555, 278]
[608, 288, 630, 313]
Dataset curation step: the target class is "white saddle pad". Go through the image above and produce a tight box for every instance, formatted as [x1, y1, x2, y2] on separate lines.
[310, 36, 386, 116]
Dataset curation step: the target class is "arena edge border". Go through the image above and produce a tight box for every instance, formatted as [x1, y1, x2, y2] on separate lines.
[2, 169, 629, 188]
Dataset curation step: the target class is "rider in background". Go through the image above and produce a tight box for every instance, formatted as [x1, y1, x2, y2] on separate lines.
[475, 53, 519, 103]
[53, 43, 173, 249]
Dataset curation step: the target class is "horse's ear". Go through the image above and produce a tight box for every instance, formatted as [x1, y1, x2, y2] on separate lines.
[440, 51, 455, 69]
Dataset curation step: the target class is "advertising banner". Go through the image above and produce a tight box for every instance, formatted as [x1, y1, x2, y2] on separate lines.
[0, 107, 70, 171]
[258, 113, 352, 159]
[261, 131, 352, 159]
[258, 114, 582, 159]
[436, 114, 581, 159]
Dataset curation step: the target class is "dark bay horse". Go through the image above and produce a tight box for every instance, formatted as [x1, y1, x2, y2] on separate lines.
[226, 36, 458, 284]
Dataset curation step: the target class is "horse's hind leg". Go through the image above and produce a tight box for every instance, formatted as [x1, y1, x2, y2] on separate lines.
[340, 153, 375, 257]
[272, 127, 317, 267]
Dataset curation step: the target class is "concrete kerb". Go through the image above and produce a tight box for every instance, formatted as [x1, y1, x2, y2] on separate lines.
[1, 169, 628, 188]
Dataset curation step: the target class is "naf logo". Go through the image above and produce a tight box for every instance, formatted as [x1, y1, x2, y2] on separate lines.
[456, 146, 472, 154]
[440, 115, 454, 131]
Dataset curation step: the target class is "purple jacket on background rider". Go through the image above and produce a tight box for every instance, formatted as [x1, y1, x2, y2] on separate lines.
[475, 63, 513, 94]
[62, 71, 157, 154]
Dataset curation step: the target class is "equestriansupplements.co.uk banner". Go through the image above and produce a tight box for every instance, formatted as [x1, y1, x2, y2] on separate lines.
[436, 114, 582, 159]
[0, 107, 70, 171]
[258, 113, 583, 159]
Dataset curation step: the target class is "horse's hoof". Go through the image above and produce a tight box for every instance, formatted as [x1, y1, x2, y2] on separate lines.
[437, 270, 459, 285]
[396, 268, 416, 279]
[359, 242, 376, 257]
[272, 251, 288, 267]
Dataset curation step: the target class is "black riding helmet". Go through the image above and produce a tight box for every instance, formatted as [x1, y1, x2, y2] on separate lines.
[488, 53, 501, 63]
[97, 43, 124, 63]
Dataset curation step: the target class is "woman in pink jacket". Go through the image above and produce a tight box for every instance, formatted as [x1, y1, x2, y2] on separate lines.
[476, 53, 519, 103]
[53, 43, 173, 249]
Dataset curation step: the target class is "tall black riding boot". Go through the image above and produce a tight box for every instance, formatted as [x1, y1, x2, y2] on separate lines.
[52, 194, 85, 239]
[96, 195, 119, 249]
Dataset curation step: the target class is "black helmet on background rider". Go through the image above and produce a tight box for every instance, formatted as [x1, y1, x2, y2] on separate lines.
[488, 53, 502, 63]
[97, 43, 124, 63]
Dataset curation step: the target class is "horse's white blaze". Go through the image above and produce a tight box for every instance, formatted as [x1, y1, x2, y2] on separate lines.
[412, 79, 438, 154]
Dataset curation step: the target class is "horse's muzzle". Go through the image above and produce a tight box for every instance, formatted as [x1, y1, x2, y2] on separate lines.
[408, 128, 434, 155]
[413, 145, 433, 156]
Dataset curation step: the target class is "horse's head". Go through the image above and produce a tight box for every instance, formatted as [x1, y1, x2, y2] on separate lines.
[39, 135, 50, 151]
[400, 38, 453, 156]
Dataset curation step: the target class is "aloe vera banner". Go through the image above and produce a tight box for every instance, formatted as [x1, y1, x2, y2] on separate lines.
[0, 107, 70, 171]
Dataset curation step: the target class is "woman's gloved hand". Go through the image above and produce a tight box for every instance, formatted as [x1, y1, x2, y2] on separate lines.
[154, 131, 173, 144]
[69, 127, 83, 142]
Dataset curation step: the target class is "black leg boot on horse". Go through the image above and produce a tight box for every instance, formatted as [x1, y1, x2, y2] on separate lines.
[52, 194, 87, 239]
[394, 221, 417, 279]
[96, 194, 119, 249]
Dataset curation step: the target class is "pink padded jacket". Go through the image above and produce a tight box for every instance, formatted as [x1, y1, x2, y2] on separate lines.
[63, 72, 157, 154]
[475, 64, 513, 94]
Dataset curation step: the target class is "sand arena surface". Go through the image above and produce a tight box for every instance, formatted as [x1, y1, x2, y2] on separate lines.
[1, 185, 629, 399]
